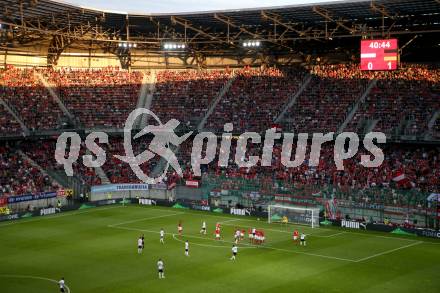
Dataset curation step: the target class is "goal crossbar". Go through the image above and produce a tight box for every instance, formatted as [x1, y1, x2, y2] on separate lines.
[268, 205, 320, 228]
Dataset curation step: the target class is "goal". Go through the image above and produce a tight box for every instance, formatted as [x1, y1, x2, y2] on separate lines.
[268, 205, 320, 228]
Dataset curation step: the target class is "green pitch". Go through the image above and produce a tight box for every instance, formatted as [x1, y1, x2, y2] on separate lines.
[0, 204, 439, 293]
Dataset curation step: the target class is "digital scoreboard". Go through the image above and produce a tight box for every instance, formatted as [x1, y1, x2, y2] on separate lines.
[360, 39, 398, 71]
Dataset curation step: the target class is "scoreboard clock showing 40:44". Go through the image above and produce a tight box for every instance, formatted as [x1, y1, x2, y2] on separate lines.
[360, 39, 399, 71]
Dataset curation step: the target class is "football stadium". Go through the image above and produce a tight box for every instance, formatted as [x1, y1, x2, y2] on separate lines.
[0, 0, 439, 292]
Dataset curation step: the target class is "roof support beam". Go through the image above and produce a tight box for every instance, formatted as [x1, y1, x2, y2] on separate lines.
[370, 1, 399, 37]
[214, 13, 294, 51]
[312, 6, 357, 35]
[261, 11, 312, 38]
[47, 24, 96, 66]
[171, 16, 231, 45]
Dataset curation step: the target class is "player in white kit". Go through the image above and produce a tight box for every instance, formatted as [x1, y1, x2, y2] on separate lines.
[59, 277, 65, 293]
[200, 221, 207, 235]
[157, 258, 165, 279]
[160, 228, 165, 244]
[137, 237, 143, 254]
[234, 229, 241, 244]
[185, 240, 189, 256]
[230, 244, 238, 260]
[300, 233, 306, 246]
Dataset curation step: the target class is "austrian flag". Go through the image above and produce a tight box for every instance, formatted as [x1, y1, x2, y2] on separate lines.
[392, 170, 415, 188]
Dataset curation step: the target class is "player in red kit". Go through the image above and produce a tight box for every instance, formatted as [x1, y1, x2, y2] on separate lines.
[215, 226, 221, 240]
[293, 230, 299, 243]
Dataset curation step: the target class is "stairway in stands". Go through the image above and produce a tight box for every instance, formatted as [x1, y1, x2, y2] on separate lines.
[0, 98, 30, 135]
[197, 73, 237, 131]
[337, 79, 377, 134]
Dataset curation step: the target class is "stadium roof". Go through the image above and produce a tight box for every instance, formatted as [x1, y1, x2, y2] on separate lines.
[0, 0, 439, 66]
[61, 0, 346, 15]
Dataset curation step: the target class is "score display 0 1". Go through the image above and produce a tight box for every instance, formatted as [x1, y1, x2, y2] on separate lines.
[360, 39, 398, 71]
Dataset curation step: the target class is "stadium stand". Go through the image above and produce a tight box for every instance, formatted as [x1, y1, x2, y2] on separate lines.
[19, 140, 101, 187]
[0, 143, 56, 196]
[42, 67, 144, 128]
[206, 66, 307, 133]
[0, 104, 22, 134]
[0, 67, 64, 131]
[151, 69, 232, 125]
[0, 64, 438, 201]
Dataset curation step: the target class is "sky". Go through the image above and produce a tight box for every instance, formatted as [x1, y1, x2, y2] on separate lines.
[61, 0, 343, 14]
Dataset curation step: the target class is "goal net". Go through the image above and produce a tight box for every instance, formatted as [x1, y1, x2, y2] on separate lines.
[268, 205, 320, 228]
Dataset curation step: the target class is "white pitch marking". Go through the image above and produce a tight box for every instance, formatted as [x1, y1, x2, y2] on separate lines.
[108, 212, 184, 227]
[218, 219, 242, 224]
[218, 222, 342, 238]
[109, 224, 355, 262]
[171, 233, 256, 249]
[319, 232, 348, 238]
[108, 225, 160, 234]
[355, 241, 423, 262]
[0, 274, 71, 293]
[0, 205, 122, 228]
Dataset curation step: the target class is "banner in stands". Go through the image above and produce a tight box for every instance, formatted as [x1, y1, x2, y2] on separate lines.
[139, 198, 156, 206]
[366, 223, 440, 239]
[273, 194, 320, 206]
[230, 208, 251, 216]
[0, 197, 7, 206]
[210, 191, 221, 197]
[185, 180, 200, 188]
[426, 193, 440, 202]
[416, 229, 440, 239]
[341, 219, 367, 229]
[92, 184, 149, 193]
[0, 206, 11, 215]
[39, 207, 57, 216]
[57, 189, 73, 197]
[191, 204, 211, 211]
[7, 191, 57, 204]
[151, 183, 168, 190]
[0, 213, 19, 221]
[336, 199, 384, 210]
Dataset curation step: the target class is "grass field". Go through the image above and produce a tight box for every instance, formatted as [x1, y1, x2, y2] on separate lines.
[0, 204, 439, 293]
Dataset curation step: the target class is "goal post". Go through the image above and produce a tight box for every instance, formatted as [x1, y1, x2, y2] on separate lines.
[268, 205, 320, 228]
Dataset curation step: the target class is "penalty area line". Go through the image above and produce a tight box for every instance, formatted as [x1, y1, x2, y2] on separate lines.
[109, 224, 355, 262]
[171, 233, 256, 249]
[0, 274, 71, 293]
[108, 212, 185, 227]
[355, 241, 423, 262]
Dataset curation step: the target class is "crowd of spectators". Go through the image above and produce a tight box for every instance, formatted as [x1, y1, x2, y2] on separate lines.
[313, 64, 440, 136]
[1, 134, 438, 202]
[42, 67, 144, 128]
[0, 104, 22, 134]
[0, 64, 438, 136]
[0, 64, 439, 200]
[0, 66, 64, 131]
[177, 140, 440, 205]
[283, 74, 368, 133]
[20, 140, 100, 186]
[100, 137, 158, 183]
[206, 66, 307, 133]
[0, 143, 56, 197]
[151, 69, 232, 125]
